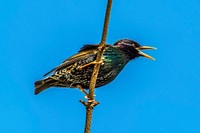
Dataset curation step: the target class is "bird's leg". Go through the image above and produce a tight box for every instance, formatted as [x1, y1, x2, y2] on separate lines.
[76, 85, 89, 99]
[78, 60, 104, 70]
[76, 85, 97, 103]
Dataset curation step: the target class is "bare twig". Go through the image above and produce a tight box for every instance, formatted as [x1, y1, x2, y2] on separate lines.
[100, 0, 112, 45]
[82, 0, 113, 133]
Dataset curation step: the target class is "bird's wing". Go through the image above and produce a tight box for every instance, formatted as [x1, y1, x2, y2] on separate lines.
[43, 45, 99, 77]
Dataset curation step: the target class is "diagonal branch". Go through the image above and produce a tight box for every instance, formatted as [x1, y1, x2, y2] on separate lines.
[89, 0, 112, 103]
[81, 0, 113, 133]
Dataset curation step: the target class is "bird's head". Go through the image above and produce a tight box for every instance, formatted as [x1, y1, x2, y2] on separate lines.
[113, 39, 156, 60]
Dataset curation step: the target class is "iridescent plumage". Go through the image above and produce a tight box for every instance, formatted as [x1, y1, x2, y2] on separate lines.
[34, 39, 155, 95]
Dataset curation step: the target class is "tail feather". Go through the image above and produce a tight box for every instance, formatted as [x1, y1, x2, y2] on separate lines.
[34, 77, 56, 95]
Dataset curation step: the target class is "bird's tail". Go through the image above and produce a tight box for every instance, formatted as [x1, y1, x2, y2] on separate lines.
[34, 77, 56, 95]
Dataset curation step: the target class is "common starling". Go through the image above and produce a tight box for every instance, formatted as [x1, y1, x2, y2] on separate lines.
[34, 39, 156, 95]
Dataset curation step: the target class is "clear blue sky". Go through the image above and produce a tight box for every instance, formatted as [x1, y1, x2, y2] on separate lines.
[1, 0, 200, 133]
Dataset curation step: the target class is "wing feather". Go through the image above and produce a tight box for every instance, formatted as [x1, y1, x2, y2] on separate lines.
[43, 46, 99, 77]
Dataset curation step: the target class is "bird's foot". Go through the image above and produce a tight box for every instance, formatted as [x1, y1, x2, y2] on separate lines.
[84, 93, 96, 101]
[78, 60, 104, 70]
[76, 85, 97, 101]
[76, 85, 99, 107]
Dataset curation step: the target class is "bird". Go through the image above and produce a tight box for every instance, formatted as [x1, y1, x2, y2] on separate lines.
[34, 39, 156, 95]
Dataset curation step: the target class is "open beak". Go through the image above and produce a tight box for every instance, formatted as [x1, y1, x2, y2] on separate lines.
[136, 46, 156, 60]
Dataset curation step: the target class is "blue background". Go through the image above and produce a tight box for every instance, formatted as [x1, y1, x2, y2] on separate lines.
[1, 0, 200, 133]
